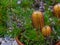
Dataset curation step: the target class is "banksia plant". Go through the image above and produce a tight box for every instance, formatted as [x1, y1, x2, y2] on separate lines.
[32, 11, 44, 30]
[53, 3, 60, 18]
[0, 0, 60, 45]
[42, 25, 52, 37]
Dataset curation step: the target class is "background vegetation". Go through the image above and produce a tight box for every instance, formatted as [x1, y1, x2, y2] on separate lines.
[0, 0, 60, 45]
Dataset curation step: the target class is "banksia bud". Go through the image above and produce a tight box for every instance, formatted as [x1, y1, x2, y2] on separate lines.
[32, 11, 44, 30]
[53, 3, 60, 18]
[42, 26, 51, 37]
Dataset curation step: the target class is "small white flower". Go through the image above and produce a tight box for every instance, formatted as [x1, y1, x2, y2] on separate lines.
[48, 8, 50, 10]
[58, 36, 60, 39]
[0, 38, 2, 42]
[13, 40, 18, 45]
[17, 0, 21, 4]
[2, 41, 5, 43]
[49, 18, 53, 21]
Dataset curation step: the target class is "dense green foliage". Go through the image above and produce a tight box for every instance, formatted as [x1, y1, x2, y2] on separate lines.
[0, 0, 60, 45]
